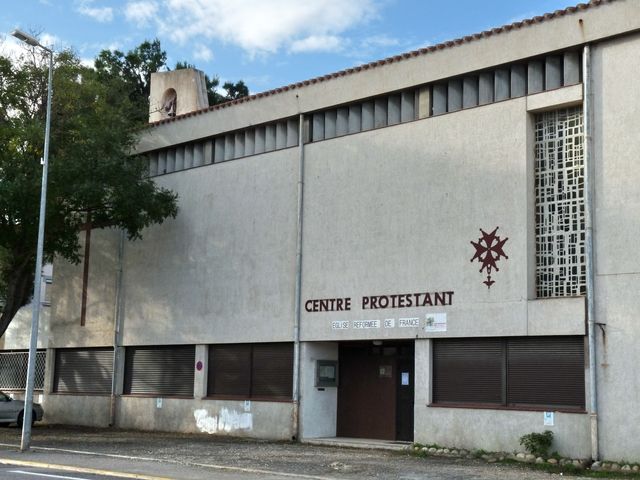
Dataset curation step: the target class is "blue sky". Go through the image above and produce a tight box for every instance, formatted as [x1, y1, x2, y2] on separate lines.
[2, 0, 577, 93]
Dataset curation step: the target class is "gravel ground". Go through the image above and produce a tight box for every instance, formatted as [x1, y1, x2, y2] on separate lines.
[0, 425, 581, 479]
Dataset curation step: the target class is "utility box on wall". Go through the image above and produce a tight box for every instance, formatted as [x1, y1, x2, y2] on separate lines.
[315, 360, 338, 388]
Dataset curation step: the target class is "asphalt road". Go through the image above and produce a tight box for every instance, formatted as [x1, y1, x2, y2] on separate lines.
[0, 425, 583, 480]
[0, 464, 126, 480]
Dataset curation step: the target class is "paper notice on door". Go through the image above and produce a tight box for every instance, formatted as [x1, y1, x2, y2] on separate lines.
[401, 372, 409, 386]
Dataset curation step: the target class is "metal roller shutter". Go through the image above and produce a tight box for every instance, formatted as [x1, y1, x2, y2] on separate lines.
[507, 336, 585, 408]
[251, 343, 293, 399]
[53, 348, 113, 394]
[208, 344, 251, 396]
[433, 339, 503, 405]
[124, 346, 194, 396]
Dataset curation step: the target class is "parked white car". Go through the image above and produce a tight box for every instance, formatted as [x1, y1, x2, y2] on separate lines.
[0, 391, 44, 427]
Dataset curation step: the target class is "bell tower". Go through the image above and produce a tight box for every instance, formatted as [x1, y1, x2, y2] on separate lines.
[148, 68, 209, 123]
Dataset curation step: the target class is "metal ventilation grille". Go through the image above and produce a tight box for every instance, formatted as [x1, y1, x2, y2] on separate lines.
[0, 351, 45, 390]
[535, 107, 585, 298]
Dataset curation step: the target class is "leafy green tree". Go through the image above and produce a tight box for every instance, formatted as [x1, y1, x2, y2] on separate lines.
[174, 61, 248, 105]
[0, 41, 178, 336]
[94, 39, 167, 122]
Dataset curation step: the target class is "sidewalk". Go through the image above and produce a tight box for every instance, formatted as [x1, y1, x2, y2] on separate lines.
[0, 425, 577, 479]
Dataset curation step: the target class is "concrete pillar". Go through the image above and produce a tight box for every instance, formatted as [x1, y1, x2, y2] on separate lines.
[545, 56, 562, 90]
[417, 86, 431, 118]
[494, 69, 510, 101]
[174, 146, 184, 171]
[204, 140, 213, 164]
[165, 149, 175, 173]
[510, 64, 527, 98]
[564, 51, 581, 86]
[286, 118, 299, 147]
[214, 137, 225, 162]
[447, 79, 462, 112]
[43, 349, 55, 394]
[348, 104, 362, 133]
[265, 124, 276, 151]
[388, 94, 401, 125]
[194, 345, 208, 399]
[148, 153, 158, 177]
[244, 129, 255, 156]
[192, 142, 203, 167]
[432, 84, 447, 115]
[157, 150, 166, 174]
[401, 90, 415, 122]
[374, 97, 388, 128]
[361, 101, 374, 130]
[324, 110, 337, 139]
[224, 134, 235, 161]
[312, 112, 325, 141]
[276, 121, 287, 149]
[254, 126, 266, 154]
[336, 108, 348, 136]
[234, 132, 245, 158]
[462, 76, 478, 108]
[183, 144, 193, 169]
[113, 346, 125, 397]
[527, 60, 544, 94]
[479, 72, 494, 105]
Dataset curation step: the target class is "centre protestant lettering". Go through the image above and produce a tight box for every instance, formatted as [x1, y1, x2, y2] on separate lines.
[305, 290, 454, 313]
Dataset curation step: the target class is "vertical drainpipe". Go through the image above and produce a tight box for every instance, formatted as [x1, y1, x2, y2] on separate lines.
[583, 44, 599, 461]
[109, 229, 125, 426]
[291, 113, 305, 441]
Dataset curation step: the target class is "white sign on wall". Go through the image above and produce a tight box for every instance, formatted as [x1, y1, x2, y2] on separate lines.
[424, 313, 447, 332]
[544, 411, 554, 426]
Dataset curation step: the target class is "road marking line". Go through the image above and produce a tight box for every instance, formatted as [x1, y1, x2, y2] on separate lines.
[10, 469, 92, 479]
[0, 443, 333, 480]
[0, 459, 171, 480]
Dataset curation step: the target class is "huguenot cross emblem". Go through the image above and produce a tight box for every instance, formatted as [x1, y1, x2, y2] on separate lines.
[470, 227, 509, 289]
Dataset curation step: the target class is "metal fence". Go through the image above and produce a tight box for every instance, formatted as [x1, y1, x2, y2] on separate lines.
[0, 351, 46, 390]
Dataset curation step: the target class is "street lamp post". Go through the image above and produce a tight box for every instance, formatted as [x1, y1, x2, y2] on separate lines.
[11, 28, 53, 452]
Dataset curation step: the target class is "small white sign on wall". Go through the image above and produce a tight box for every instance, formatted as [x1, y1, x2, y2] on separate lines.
[544, 411, 554, 426]
[244, 400, 251, 412]
[424, 313, 447, 332]
[156, 398, 163, 409]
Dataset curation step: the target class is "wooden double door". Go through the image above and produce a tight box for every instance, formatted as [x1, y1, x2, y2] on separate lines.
[336, 341, 414, 441]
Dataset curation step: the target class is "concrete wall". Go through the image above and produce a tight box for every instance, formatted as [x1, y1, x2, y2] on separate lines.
[299, 342, 338, 439]
[300, 95, 584, 341]
[49, 228, 120, 348]
[117, 397, 293, 439]
[592, 32, 640, 461]
[43, 395, 111, 427]
[120, 147, 298, 346]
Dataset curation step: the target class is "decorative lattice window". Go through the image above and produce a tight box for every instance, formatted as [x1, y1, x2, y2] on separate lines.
[535, 107, 585, 298]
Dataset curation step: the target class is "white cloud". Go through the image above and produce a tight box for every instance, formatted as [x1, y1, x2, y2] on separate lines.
[360, 34, 399, 49]
[125, 0, 380, 56]
[124, 1, 159, 27]
[193, 44, 213, 62]
[76, 0, 114, 23]
[289, 35, 344, 53]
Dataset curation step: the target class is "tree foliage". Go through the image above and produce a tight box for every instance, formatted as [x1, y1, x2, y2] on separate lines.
[0, 41, 178, 336]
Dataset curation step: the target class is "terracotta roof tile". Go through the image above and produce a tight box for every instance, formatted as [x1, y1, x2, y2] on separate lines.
[150, 0, 612, 127]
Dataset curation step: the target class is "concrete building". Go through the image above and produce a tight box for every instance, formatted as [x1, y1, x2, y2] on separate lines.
[3, 0, 640, 462]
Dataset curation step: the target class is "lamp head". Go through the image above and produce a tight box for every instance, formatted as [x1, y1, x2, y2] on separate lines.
[11, 29, 41, 47]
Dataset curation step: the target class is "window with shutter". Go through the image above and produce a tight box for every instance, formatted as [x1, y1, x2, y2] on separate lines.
[123, 345, 195, 396]
[432, 336, 584, 410]
[53, 348, 113, 394]
[207, 343, 293, 400]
